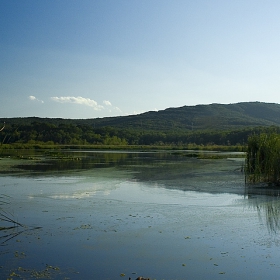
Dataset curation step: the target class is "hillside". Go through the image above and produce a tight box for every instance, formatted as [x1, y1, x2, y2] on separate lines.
[1, 102, 280, 132]
[1, 102, 280, 146]
[89, 102, 280, 131]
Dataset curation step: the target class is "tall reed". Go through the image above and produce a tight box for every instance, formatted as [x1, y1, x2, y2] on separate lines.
[246, 133, 280, 185]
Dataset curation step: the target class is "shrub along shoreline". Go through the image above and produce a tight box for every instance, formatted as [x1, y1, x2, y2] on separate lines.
[0, 143, 245, 152]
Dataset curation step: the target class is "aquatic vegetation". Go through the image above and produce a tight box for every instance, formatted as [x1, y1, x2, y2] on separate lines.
[245, 133, 280, 185]
[7, 264, 62, 279]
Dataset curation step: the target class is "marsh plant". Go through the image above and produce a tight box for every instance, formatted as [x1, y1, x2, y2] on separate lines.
[246, 133, 280, 185]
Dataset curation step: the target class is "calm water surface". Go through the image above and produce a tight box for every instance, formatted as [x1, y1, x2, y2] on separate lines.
[1, 150, 280, 279]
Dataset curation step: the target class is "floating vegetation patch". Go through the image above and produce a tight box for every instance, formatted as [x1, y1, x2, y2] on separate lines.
[183, 153, 200, 158]
[73, 224, 93, 230]
[5, 264, 74, 279]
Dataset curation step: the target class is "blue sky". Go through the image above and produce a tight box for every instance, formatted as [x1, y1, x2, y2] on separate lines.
[1, 0, 280, 119]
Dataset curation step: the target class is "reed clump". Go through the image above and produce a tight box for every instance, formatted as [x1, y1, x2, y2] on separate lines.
[246, 133, 280, 185]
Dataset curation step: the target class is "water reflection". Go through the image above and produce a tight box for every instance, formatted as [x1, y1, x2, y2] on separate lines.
[4, 150, 280, 234]
[0, 226, 42, 246]
[8, 150, 246, 195]
[6, 149, 243, 175]
[3, 150, 280, 279]
[14, 151, 130, 173]
[246, 185, 280, 233]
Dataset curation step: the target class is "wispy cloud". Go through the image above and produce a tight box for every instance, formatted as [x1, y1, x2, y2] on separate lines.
[51, 96, 103, 110]
[103, 100, 112, 106]
[50, 96, 123, 116]
[103, 100, 122, 114]
[29, 95, 44, 103]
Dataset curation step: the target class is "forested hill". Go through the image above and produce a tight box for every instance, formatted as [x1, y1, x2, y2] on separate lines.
[2, 101, 280, 131]
[90, 102, 280, 130]
[1, 102, 280, 146]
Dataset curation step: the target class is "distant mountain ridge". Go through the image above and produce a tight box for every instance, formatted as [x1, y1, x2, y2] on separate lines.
[87, 101, 280, 131]
[1, 102, 280, 131]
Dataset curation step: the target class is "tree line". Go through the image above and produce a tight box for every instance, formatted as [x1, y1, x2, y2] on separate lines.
[1, 121, 280, 147]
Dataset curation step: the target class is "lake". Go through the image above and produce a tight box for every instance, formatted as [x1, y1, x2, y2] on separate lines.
[1, 150, 280, 279]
